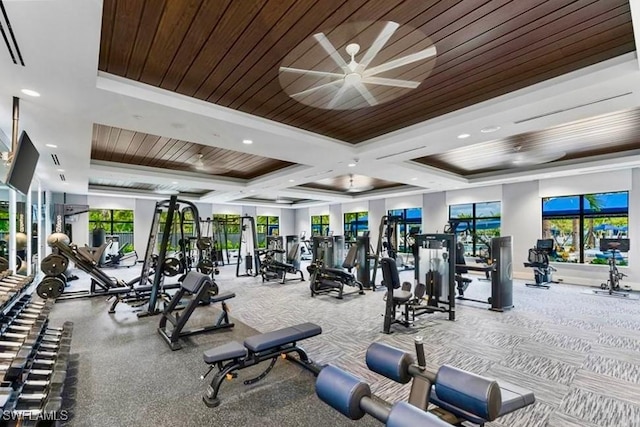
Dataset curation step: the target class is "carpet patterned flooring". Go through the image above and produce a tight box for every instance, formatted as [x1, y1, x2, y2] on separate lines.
[56, 264, 640, 426]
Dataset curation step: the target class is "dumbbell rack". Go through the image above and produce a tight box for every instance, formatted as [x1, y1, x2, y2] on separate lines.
[0, 271, 73, 426]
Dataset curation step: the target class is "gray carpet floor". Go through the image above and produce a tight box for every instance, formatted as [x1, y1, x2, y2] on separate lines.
[49, 263, 640, 427]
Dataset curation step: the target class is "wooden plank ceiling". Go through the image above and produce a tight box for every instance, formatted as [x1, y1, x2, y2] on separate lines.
[91, 124, 294, 179]
[88, 178, 209, 196]
[301, 174, 403, 193]
[99, 0, 634, 144]
[414, 107, 640, 176]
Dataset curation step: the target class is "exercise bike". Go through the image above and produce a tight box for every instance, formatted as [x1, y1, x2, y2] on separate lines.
[596, 238, 630, 297]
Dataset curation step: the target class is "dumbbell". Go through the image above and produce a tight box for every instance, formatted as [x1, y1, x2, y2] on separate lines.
[316, 365, 450, 426]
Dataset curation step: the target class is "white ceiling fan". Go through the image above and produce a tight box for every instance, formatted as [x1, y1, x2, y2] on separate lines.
[345, 174, 374, 193]
[279, 21, 436, 109]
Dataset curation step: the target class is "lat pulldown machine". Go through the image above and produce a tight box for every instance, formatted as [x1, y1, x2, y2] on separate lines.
[236, 216, 260, 277]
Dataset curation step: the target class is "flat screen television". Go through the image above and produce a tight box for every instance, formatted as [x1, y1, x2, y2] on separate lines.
[6, 131, 39, 195]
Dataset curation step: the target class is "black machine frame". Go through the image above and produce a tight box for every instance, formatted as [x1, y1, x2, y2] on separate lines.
[236, 216, 260, 277]
[455, 236, 514, 312]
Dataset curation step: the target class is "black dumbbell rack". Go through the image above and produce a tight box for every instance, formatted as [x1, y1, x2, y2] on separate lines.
[0, 285, 73, 426]
[0, 272, 35, 316]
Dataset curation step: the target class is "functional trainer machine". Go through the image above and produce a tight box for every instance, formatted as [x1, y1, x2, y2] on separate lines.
[236, 216, 260, 277]
[455, 236, 514, 312]
[524, 238, 556, 289]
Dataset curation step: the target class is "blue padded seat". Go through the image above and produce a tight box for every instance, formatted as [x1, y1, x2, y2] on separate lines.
[203, 341, 247, 364]
[244, 323, 322, 353]
[430, 375, 534, 424]
[499, 382, 536, 414]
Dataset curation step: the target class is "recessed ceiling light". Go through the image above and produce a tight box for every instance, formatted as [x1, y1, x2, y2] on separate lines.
[171, 181, 178, 184]
[57, 169, 65, 172]
[348, 162, 356, 167]
[480, 125, 500, 133]
[45, 144, 57, 148]
[250, 189, 256, 193]
[411, 177, 418, 181]
[288, 179, 295, 182]
[457, 133, 470, 139]
[242, 139, 253, 145]
[21, 89, 40, 97]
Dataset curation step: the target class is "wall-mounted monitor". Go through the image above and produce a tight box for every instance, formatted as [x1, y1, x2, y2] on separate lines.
[5, 131, 39, 195]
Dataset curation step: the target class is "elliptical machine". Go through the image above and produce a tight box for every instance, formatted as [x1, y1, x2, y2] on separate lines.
[523, 239, 556, 289]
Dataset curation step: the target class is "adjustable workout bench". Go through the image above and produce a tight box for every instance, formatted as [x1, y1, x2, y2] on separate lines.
[201, 322, 322, 407]
[158, 271, 235, 350]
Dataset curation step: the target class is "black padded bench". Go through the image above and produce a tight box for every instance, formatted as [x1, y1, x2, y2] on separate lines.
[202, 322, 322, 407]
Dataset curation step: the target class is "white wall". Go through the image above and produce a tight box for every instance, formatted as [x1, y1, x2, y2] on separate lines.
[329, 204, 343, 235]
[422, 192, 447, 233]
[242, 206, 257, 217]
[280, 209, 295, 237]
[87, 195, 135, 210]
[385, 194, 423, 211]
[446, 185, 503, 205]
[502, 181, 540, 278]
[368, 199, 385, 248]
[295, 208, 309, 237]
[134, 198, 156, 254]
[211, 204, 241, 215]
[65, 194, 89, 247]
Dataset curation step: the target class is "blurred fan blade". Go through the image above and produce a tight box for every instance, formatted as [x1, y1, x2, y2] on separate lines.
[328, 83, 350, 109]
[291, 80, 343, 98]
[279, 66, 344, 78]
[313, 33, 349, 71]
[354, 82, 378, 106]
[362, 76, 420, 88]
[364, 45, 436, 77]
[357, 21, 399, 72]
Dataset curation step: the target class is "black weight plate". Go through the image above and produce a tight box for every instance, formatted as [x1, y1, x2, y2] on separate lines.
[162, 257, 181, 277]
[0, 257, 8, 272]
[196, 237, 213, 251]
[36, 277, 65, 299]
[41, 254, 69, 276]
[197, 259, 214, 275]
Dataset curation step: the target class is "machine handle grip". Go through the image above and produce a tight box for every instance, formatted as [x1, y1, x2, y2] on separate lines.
[414, 336, 426, 367]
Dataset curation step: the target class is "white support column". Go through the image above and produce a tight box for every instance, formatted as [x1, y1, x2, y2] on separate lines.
[26, 184, 32, 276]
[630, 0, 640, 69]
[8, 189, 16, 272]
[37, 182, 43, 268]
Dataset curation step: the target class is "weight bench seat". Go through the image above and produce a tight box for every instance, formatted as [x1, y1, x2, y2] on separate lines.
[202, 322, 322, 408]
[203, 341, 247, 364]
[244, 322, 322, 352]
[430, 379, 535, 424]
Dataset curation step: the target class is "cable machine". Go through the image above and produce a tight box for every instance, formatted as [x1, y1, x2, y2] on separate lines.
[236, 216, 260, 277]
[371, 215, 402, 286]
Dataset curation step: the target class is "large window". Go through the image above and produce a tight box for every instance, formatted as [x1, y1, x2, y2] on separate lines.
[388, 208, 422, 253]
[89, 209, 134, 249]
[542, 192, 628, 264]
[212, 214, 240, 250]
[257, 215, 279, 248]
[449, 201, 501, 257]
[344, 211, 368, 241]
[311, 215, 330, 236]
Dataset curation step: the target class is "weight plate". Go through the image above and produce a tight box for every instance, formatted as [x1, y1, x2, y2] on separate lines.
[196, 237, 213, 251]
[197, 259, 214, 275]
[36, 277, 65, 299]
[41, 254, 69, 276]
[162, 257, 181, 277]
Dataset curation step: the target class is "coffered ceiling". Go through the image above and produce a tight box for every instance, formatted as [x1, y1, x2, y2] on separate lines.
[1, 0, 640, 206]
[99, 0, 634, 143]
